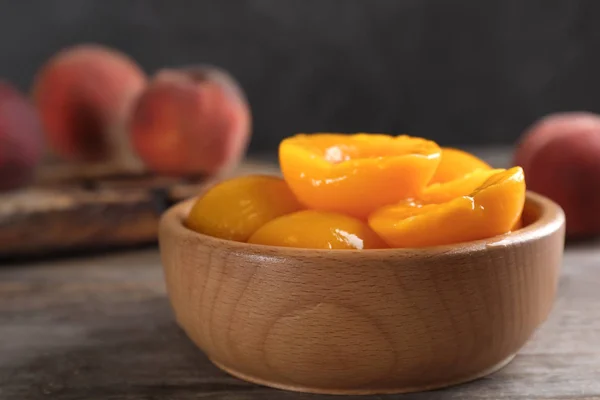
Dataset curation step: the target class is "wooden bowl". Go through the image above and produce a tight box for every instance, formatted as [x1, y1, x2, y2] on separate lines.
[158, 191, 565, 395]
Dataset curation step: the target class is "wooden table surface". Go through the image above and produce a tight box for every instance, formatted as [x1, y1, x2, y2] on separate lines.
[2, 149, 600, 400]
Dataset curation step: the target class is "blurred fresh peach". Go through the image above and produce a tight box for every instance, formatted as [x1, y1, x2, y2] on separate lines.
[128, 66, 251, 176]
[33, 44, 147, 165]
[514, 112, 600, 237]
[0, 81, 44, 191]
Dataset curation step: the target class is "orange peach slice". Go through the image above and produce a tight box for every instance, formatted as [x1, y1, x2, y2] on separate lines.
[430, 147, 492, 184]
[279, 133, 441, 218]
[369, 167, 526, 248]
[419, 168, 503, 204]
[186, 175, 302, 242]
[248, 210, 387, 249]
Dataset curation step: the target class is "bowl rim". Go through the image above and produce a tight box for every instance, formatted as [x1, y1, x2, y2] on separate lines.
[160, 191, 565, 259]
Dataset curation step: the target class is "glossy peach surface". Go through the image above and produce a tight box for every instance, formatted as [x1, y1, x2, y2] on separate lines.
[248, 210, 387, 249]
[419, 168, 502, 204]
[279, 134, 441, 218]
[429, 147, 492, 184]
[185, 133, 529, 249]
[369, 167, 526, 248]
[185, 175, 302, 242]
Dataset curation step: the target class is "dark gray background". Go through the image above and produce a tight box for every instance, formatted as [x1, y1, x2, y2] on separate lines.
[1, 0, 599, 153]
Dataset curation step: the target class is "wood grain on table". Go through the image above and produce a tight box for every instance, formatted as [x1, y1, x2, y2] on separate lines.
[1, 246, 599, 400]
[1, 150, 599, 399]
[0, 159, 280, 259]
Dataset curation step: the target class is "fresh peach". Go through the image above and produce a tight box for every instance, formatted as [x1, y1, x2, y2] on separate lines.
[128, 66, 251, 176]
[514, 112, 600, 237]
[0, 81, 43, 191]
[33, 44, 147, 163]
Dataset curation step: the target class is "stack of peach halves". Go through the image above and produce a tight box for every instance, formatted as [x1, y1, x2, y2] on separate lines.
[186, 133, 526, 249]
[0, 44, 251, 191]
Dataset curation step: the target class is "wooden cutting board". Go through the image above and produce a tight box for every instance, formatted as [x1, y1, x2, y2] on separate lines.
[0, 159, 278, 259]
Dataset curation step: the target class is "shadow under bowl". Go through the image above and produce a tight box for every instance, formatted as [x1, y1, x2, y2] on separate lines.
[158, 191, 565, 395]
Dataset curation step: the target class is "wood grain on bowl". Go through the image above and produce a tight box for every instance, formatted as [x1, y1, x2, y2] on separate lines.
[158, 192, 565, 394]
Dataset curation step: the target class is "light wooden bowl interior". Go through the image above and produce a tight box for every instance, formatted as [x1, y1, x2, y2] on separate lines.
[158, 191, 565, 395]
